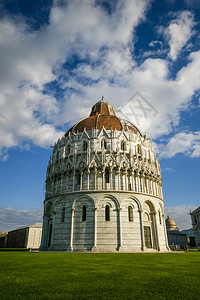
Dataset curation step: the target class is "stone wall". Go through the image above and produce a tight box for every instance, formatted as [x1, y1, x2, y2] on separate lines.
[190, 207, 200, 246]
[6, 228, 27, 248]
[40, 191, 169, 252]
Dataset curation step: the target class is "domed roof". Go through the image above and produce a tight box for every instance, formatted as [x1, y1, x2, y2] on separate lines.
[166, 216, 176, 226]
[165, 216, 179, 231]
[65, 97, 141, 136]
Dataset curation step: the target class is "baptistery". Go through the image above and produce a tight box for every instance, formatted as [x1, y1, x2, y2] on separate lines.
[40, 97, 169, 252]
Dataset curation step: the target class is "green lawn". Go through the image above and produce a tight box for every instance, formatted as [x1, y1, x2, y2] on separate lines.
[0, 252, 200, 299]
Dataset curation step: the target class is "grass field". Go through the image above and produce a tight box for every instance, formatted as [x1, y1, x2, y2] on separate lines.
[0, 252, 200, 299]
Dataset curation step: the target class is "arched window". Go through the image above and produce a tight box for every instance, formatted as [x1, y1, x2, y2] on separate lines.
[83, 141, 88, 151]
[77, 173, 81, 185]
[105, 169, 109, 183]
[128, 206, 133, 222]
[105, 205, 110, 221]
[67, 145, 70, 154]
[61, 207, 65, 223]
[121, 141, 126, 151]
[82, 205, 87, 221]
[101, 139, 107, 150]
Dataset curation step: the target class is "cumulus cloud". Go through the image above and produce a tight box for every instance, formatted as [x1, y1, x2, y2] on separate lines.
[149, 40, 162, 47]
[184, 0, 200, 8]
[164, 11, 195, 60]
[155, 131, 200, 158]
[163, 167, 175, 172]
[0, 207, 43, 233]
[0, 1, 200, 160]
[165, 205, 196, 230]
[0, 0, 150, 159]
[0, 204, 195, 233]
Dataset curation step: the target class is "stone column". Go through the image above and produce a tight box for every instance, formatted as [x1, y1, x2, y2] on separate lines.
[87, 169, 90, 190]
[121, 172, 124, 190]
[60, 175, 64, 194]
[80, 171, 83, 191]
[130, 171, 134, 191]
[66, 175, 69, 192]
[92, 207, 97, 251]
[152, 180, 154, 195]
[142, 175, 145, 193]
[115, 170, 119, 190]
[148, 178, 151, 194]
[118, 208, 123, 250]
[139, 176, 142, 192]
[113, 170, 116, 190]
[68, 208, 75, 251]
[51, 181, 54, 195]
[125, 170, 128, 191]
[143, 176, 146, 193]
[163, 213, 170, 250]
[139, 209, 145, 251]
[94, 168, 97, 190]
[40, 215, 48, 249]
[145, 176, 149, 194]
[151, 179, 153, 194]
[49, 209, 56, 250]
[110, 168, 113, 190]
[116, 169, 120, 191]
[155, 180, 158, 196]
[152, 212, 160, 251]
[102, 167, 105, 190]
[54, 179, 57, 194]
[134, 173, 137, 192]
[160, 183, 163, 199]
[137, 175, 140, 192]
[158, 183, 161, 197]
[118, 170, 121, 190]
[72, 170, 76, 192]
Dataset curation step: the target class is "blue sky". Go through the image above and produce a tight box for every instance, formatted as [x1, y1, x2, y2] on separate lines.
[0, 0, 200, 232]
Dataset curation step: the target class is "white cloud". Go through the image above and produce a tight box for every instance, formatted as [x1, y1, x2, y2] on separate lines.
[0, 0, 150, 159]
[0, 204, 195, 233]
[0, 1, 200, 161]
[163, 167, 175, 172]
[184, 0, 200, 8]
[149, 40, 162, 47]
[58, 47, 200, 150]
[164, 11, 195, 60]
[0, 207, 43, 233]
[165, 205, 196, 230]
[155, 131, 200, 158]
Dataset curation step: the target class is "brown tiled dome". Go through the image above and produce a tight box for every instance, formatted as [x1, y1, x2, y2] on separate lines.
[65, 97, 140, 136]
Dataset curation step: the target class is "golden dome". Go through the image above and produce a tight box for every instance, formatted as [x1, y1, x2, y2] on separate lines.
[165, 216, 179, 231]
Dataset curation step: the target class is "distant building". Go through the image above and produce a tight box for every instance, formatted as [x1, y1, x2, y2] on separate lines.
[180, 228, 196, 247]
[165, 216, 179, 231]
[165, 216, 188, 247]
[6, 223, 42, 249]
[190, 207, 200, 246]
[0, 232, 7, 248]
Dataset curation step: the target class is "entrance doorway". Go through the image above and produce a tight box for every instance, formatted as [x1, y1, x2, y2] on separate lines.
[48, 224, 52, 247]
[144, 226, 152, 248]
